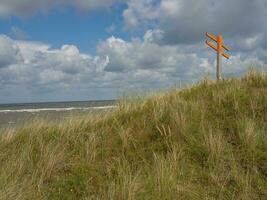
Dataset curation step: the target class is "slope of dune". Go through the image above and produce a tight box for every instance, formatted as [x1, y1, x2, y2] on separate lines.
[0, 70, 266, 200]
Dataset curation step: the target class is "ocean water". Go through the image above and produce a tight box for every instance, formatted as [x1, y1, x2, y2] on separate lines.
[0, 100, 116, 129]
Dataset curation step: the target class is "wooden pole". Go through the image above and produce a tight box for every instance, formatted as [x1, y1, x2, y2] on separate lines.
[216, 48, 222, 80]
[217, 34, 223, 81]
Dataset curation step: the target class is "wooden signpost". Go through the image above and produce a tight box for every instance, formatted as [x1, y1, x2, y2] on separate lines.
[205, 32, 230, 81]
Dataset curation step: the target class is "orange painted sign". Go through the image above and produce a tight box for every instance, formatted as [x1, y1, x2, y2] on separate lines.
[206, 32, 230, 59]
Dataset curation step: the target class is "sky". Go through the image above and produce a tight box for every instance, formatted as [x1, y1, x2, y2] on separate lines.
[0, 0, 266, 103]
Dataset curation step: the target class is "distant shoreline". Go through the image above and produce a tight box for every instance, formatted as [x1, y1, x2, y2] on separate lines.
[0, 99, 117, 106]
[0, 100, 117, 128]
[0, 106, 117, 113]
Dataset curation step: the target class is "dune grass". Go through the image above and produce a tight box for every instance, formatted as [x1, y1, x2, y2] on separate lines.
[0, 70, 266, 200]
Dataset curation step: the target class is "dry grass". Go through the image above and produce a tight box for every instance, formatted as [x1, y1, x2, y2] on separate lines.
[0, 70, 266, 200]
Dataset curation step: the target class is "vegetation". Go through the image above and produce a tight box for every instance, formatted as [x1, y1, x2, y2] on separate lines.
[0, 70, 266, 200]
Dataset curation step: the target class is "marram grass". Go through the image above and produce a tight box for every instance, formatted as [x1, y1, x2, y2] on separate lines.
[0, 71, 266, 200]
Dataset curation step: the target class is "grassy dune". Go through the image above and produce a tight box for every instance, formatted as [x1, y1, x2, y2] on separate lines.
[0, 71, 266, 200]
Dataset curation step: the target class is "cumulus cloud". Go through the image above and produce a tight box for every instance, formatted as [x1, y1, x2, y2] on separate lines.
[159, 0, 267, 44]
[0, 0, 127, 18]
[233, 34, 265, 51]
[124, 0, 267, 46]
[123, 0, 159, 30]
[97, 36, 261, 83]
[0, 35, 102, 87]
[0, 35, 23, 68]
[121, 0, 267, 79]
[97, 36, 203, 78]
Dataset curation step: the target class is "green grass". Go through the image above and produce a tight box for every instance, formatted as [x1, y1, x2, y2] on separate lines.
[0, 70, 266, 200]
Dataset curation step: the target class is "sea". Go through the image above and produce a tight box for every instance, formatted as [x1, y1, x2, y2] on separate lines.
[0, 100, 116, 130]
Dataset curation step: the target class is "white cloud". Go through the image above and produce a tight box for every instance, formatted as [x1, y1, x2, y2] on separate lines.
[0, 36, 101, 87]
[120, 0, 267, 79]
[123, 0, 159, 30]
[143, 29, 164, 43]
[97, 35, 198, 75]
[0, 35, 23, 68]
[123, 0, 267, 47]
[234, 34, 265, 51]
[10, 26, 29, 40]
[97, 36, 263, 83]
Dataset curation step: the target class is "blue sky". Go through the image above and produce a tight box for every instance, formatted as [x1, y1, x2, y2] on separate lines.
[0, 4, 130, 54]
[0, 0, 266, 103]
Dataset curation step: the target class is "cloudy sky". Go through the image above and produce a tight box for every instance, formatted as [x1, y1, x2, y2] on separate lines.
[0, 0, 266, 103]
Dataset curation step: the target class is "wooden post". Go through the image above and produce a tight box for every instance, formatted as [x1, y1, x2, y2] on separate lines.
[217, 34, 223, 81]
[216, 50, 222, 80]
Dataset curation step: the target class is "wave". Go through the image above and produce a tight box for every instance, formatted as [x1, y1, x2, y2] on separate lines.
[0, 106, 117, 113]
